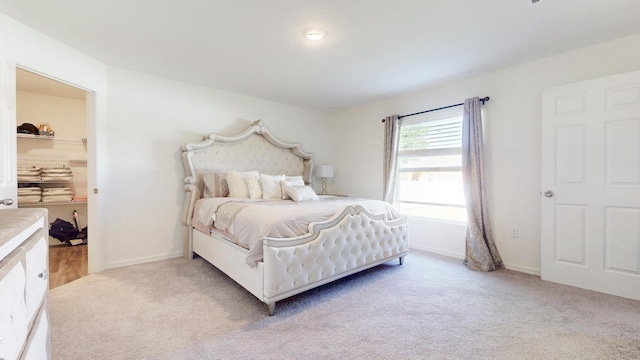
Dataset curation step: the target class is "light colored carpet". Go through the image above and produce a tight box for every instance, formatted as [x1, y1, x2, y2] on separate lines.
[50, 250, 640, 360]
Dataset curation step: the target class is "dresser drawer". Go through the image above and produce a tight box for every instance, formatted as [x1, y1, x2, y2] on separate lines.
[22, 229, 48, 326]
[0, 248, 28, 360]
[21, 303, 49, 360]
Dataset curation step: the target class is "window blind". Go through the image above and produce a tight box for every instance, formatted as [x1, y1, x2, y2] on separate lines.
[399, 117, 462, 152]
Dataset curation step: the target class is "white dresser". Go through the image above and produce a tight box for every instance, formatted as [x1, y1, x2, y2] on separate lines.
[0, 208, 49, 360]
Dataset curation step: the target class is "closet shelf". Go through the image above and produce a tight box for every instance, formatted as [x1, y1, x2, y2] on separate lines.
[18, 200, 88, 207]
[17, 129, 88, 210]
[18, 179, 87, 184]
[17, 133, 87, 142]
[18, 157, 86, 165]
[17, 133, 54, 140]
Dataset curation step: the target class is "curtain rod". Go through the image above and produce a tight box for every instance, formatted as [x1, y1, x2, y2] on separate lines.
[382, 96, 490, 122]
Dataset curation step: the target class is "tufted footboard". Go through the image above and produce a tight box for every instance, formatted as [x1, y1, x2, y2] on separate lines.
[262, 205, 408, 315]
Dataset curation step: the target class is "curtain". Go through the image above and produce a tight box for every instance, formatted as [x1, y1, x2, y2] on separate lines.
[383, 115, 401, 204]
[462, 97, 504, 272]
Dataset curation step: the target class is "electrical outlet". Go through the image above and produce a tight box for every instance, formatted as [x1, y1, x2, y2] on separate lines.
[510, 228, 519, 238]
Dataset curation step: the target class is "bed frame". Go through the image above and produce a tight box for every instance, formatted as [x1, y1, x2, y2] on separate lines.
[181, 120, 408, 315]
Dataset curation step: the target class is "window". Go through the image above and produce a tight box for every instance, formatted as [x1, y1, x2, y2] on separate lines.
[397, 108, 466, 222]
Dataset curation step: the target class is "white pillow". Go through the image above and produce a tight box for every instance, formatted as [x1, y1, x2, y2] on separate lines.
[245, 176, 263, 199]
[281, 175, 306, 200]
[285, 175, 305, 186]
[260, 174, 285, 199]
[280, 181, 293, 200]
[285, 185, 319, 202]
[226, 170, 259, 198]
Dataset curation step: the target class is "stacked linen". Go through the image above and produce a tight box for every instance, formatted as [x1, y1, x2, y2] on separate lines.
[41, 167, 73, 181]
[41, 187, 74, 203]
[17, 186, 42, 204]
[17, 166, 42, 182]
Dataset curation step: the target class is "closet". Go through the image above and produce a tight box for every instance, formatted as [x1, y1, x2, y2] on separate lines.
[15, 68, 89, 287]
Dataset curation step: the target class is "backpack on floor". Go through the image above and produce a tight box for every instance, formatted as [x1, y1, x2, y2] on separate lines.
[49, 218, 80, 242]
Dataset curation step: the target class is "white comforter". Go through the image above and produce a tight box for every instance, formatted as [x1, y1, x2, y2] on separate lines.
[195, 196, 400, 267]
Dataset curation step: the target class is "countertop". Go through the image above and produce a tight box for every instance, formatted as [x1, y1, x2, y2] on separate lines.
[0, 208, 48, 248]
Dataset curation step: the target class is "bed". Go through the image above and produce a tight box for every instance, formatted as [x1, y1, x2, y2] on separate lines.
[181, 120, 408, 315]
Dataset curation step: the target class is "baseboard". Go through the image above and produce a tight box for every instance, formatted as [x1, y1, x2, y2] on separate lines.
[503, 262, 541, 276]
[105, 251, 183, 270]
[409, 244, 541, 276]
[409, 244, 464, 260]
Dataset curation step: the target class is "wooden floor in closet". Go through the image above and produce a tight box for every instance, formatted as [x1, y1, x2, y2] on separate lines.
[49, 244, 88, 289]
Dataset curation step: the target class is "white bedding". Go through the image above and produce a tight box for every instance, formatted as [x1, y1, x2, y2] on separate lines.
[194, 196, 400, 267]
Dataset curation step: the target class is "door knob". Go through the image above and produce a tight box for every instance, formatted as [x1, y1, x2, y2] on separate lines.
[1, 198, 13, 206]
[543, 190, 554, 198]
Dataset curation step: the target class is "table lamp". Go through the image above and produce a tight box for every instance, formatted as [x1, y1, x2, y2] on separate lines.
[315, 165, 334, 195]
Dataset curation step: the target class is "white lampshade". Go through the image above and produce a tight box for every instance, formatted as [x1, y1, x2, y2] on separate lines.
[315, 164, 334, 178]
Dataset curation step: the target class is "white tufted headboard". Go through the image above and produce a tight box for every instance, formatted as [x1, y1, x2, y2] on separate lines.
[181, 120, 314, 230]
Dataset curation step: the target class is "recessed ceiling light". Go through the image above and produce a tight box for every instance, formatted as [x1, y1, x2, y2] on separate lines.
[306, 30, 324, 41]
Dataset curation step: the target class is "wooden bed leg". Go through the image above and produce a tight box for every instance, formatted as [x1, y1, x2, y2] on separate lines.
[267, 302, 276, 316]
[399, 256, 405, 265]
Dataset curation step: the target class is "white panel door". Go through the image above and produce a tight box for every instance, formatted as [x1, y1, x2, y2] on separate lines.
[541, 69, 640, 300]
[0, 50, 16, 209]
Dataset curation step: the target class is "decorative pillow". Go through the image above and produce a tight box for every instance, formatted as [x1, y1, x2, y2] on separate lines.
[285, 185, 319, 202]
[260, 174, 285, 199]
[281, 175, 306, 200]
[226, 170, 259, 198]
[202, 173, 229, 198]
[245, 176, 263, 199]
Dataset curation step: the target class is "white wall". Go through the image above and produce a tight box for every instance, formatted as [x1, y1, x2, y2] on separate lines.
[328, 33, 640, 275]
[104, 67, 332, 268]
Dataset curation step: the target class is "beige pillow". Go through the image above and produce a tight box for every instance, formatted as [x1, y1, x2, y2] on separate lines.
[202, 173, 229, 198]
[227, 170, 259, 198]
[245, 176, 263, 199]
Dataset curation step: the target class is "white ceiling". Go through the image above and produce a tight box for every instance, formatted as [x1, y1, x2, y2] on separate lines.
[2, 0, 640, 112]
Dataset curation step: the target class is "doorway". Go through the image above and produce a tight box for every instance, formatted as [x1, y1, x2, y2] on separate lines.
[16, 68, 91, 288]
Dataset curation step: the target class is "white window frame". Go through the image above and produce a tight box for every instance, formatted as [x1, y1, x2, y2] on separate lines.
[396, 107, 466, 222]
